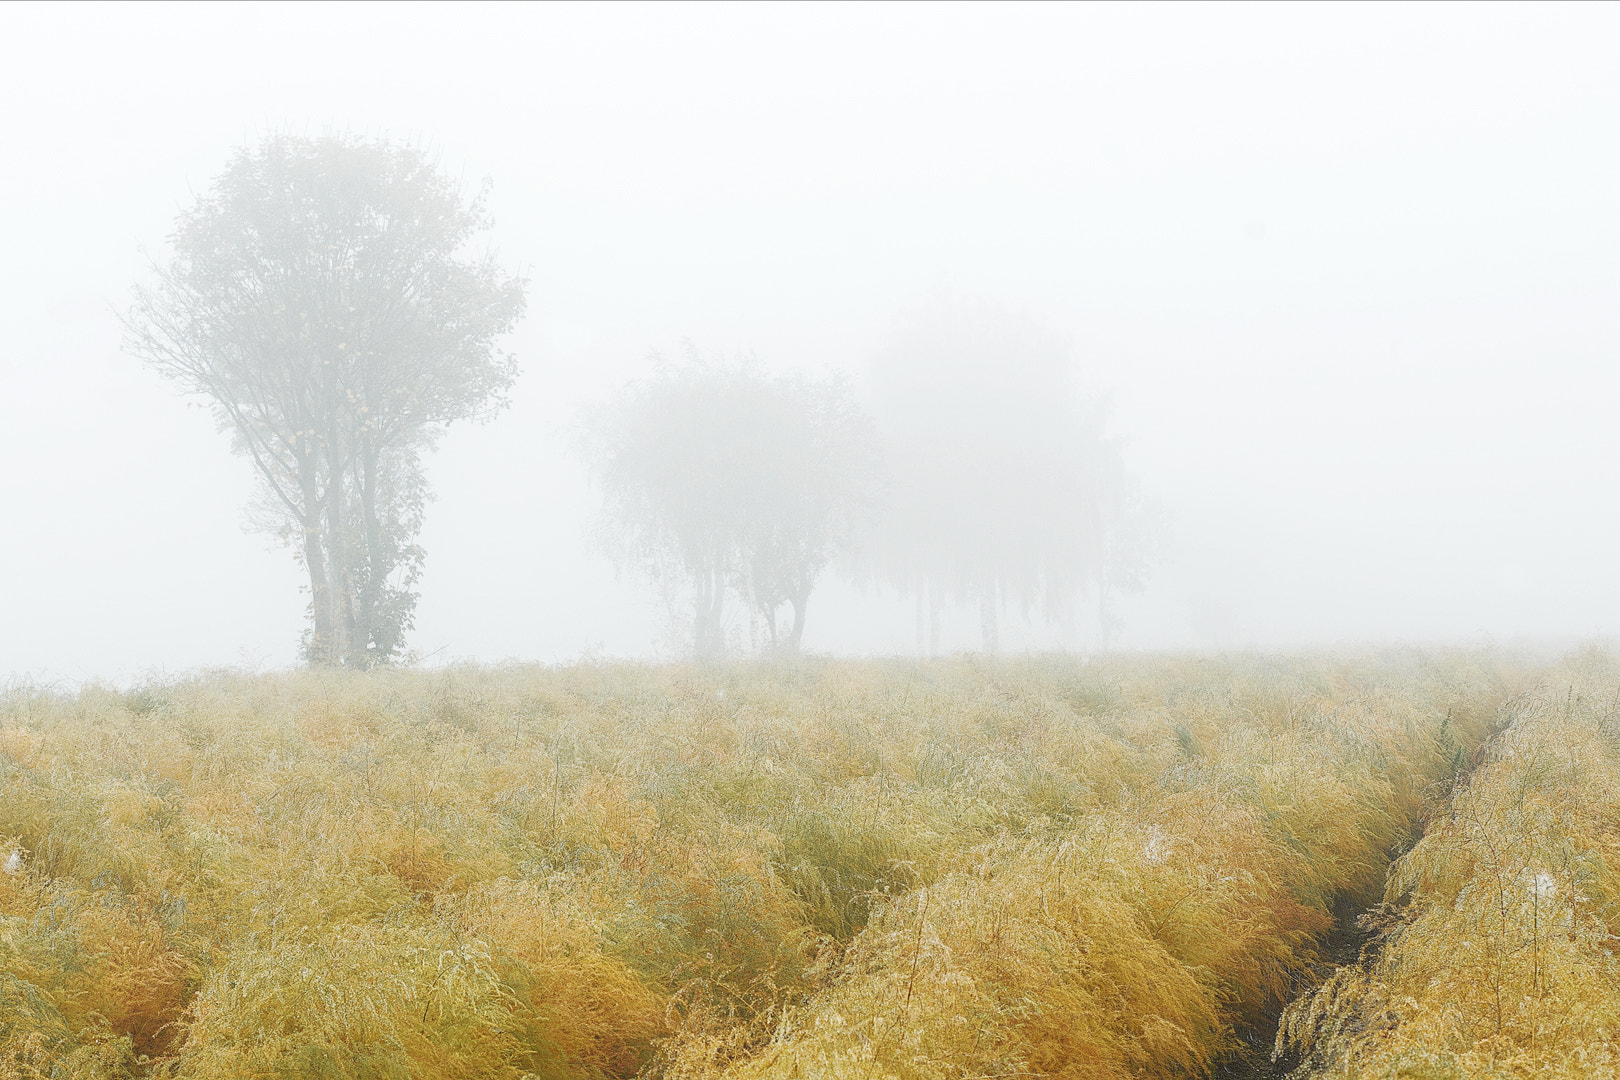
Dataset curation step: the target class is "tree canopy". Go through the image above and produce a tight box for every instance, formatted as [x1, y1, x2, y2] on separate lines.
[583, 355, 877, 657]
[127, 134, 526, 666]
[868, 300, 1150, 652]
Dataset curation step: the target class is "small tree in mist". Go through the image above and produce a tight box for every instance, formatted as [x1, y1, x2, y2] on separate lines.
[582, 354, 877, 658]
[127, 134, 526, 667]
[868, 300, 1149, 653]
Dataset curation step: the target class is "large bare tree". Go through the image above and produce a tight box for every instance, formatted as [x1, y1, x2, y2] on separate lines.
[128, 134, 527, 666]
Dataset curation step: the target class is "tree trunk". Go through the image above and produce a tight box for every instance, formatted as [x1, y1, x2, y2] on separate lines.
[745, 574, 771, 652]
[303, 513, 333, 663]
[786, 591, 808, 655]
[915, 586, 926, 656]
[325, 463, 355, 665]
[299, 449, 336, 665]
[693, 584, 711, 659]
[929, 583, 942, 657]
[1097, 583, 1118, 652]
[694, 561, 727, 660]
[356, 441, 382, 666]
[710, 570, 727, 655]
[979, 587, 999, 654]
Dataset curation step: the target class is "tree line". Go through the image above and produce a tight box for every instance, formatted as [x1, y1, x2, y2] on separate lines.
[128, 134, 1150, 665]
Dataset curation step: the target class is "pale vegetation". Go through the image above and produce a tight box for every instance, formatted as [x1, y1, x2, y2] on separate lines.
[4, 649, 1595, 1079]
[581, 356, 878, 658]
[1277, 646, 1620, 1078]
[865, 301, 1151, 654]
[126, 134, 527, 668]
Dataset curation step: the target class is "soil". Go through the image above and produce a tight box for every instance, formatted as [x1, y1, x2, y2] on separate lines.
[1209, 892, 1378, 1079]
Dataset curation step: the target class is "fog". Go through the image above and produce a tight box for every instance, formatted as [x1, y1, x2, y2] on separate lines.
[3, 2, 1618, 680]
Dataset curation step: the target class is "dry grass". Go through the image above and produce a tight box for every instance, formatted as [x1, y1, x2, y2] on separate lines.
[1277, 647, 1620, 1079]
[0, 651, 1522, 1079]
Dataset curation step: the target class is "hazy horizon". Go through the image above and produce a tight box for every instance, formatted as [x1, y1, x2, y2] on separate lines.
[4, 1, 1619, 682]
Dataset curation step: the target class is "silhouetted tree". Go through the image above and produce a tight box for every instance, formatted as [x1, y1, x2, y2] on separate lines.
[869, 300, 1149, 653]
[128, 134, 526, 666]
[583, 354, 876, 657]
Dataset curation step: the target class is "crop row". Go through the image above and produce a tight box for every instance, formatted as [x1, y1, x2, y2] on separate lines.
[1279, 648, 1620, 1079]
[0, 653, 1514, 1078]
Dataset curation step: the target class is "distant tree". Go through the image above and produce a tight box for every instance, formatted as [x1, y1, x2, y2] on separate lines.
[868, 300, 1150, 653]
[127, 134, 527, 667]
[729, 375, 880, 653]
[582, 354, 877, 658]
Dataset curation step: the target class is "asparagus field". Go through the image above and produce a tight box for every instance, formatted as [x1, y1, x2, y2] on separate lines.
[3, 650, 1617, 1079]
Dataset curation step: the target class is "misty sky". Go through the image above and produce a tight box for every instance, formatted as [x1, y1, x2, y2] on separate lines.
[3, 2, 1618, 680]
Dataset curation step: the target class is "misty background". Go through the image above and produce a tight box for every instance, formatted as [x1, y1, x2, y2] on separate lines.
[2, 2, 1618, 680]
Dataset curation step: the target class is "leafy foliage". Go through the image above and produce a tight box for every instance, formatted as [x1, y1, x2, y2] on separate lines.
[127, 134, 527, 667]
[582, 355, 878, 656]
[867, 300, 1151, 652]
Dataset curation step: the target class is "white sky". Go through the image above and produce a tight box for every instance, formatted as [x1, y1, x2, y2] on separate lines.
[2, 1, 1618, 680]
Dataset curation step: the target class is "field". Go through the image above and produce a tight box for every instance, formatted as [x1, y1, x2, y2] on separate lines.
[2, 650, 1617, 1079]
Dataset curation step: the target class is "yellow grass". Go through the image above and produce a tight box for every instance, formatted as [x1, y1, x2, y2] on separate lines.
[1277, 647, 1620, 1078]
[0, 652, 1523, 1079]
